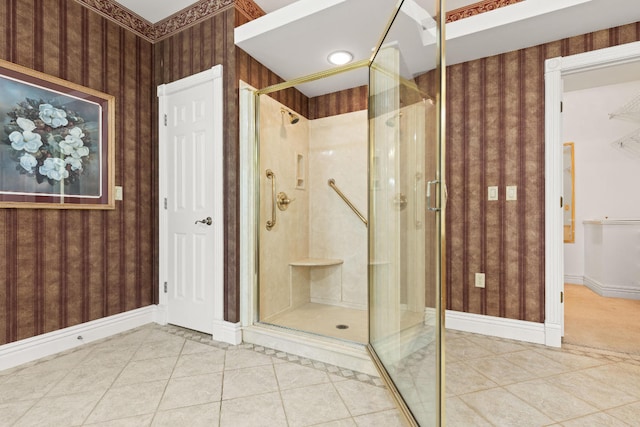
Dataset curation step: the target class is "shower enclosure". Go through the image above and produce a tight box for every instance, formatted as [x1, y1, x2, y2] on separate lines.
[242, 0, 445, 425]
[256, 78, 370, 344]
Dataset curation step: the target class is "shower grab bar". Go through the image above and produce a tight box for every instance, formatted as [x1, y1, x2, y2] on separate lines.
[266, 169, 277, 230]
[328, 179, 368, 226]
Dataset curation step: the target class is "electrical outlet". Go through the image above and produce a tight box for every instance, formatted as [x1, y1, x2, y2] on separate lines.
[115, 186, 123, 201]
[506, 185, 517, 201]
[488, 186, 498, 201]
[475, 272, 485, 288]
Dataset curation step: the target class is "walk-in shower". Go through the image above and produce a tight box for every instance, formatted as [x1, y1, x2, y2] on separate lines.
[257, 85, 369, 344]
[238, 0, 445, 424]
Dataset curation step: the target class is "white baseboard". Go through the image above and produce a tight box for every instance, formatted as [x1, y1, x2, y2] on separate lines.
[445, 310, 546, 345]
[584, 276, 640, 300]
[212, 320, 242, 345]
[0, 306, 157, 371]
[564, 275, 584, 285]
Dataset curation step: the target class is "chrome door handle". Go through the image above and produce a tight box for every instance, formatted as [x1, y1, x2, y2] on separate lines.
[195, 217, 212, 225]
[427, 179, 440, 212]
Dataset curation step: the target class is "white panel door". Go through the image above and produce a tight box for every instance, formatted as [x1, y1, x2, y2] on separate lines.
[163, 73, 218, 334]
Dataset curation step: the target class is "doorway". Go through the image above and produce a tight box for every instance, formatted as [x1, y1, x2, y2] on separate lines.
[545, 40, 640, 349]
[157, 66, 225, 335]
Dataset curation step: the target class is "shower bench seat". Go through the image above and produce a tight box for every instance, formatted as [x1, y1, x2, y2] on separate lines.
[289, 258, 344, 267]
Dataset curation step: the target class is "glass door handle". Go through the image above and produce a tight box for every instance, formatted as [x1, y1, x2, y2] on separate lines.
[426, 179, 440, 212]
[195, 217, 212, 225]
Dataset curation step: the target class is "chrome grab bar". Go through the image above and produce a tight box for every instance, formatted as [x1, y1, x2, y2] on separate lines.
[415, 172, 423, 228]
[328, 178, 368, 226]
[266, 169, 276, 230]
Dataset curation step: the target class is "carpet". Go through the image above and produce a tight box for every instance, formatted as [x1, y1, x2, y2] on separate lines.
[564, 283, 640, 355]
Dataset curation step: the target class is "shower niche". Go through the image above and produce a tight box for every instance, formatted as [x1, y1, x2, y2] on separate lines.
[257, 92, 369, 344]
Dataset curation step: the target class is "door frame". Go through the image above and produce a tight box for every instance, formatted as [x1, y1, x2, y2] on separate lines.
[157, 65, 239, 343]
[544, 40, 640, 347]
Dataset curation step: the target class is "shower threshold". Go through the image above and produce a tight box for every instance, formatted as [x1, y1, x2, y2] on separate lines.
[265, 303, 367, 344]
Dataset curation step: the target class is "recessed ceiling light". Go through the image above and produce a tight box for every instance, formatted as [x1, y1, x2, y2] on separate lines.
[327, 51, 353, 65]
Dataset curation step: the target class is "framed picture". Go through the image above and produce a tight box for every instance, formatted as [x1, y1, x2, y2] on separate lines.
[0, 59, 115, 209]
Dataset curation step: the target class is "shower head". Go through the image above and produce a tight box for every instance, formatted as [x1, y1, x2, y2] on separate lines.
[281, 107, 300, 125]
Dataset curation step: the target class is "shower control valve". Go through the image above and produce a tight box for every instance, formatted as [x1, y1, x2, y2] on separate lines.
[276, 192, 294, 211]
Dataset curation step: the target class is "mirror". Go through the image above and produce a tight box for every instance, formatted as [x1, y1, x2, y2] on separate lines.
[563, 142, 575, 243]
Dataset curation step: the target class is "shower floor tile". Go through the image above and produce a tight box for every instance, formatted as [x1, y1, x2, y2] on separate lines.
[266, 303, 367, 343]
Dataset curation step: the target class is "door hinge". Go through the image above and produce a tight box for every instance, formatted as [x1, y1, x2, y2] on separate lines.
[560, 291, 564, 303]
[560, 101, 563, 113]
[560, 196, 563, 208]
[164, 282, 168, 293]
[164, 114, 167, 126]
[164, 198, 167, 209]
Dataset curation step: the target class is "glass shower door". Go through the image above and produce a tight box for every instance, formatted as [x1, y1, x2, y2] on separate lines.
[368, 0, 444, 425]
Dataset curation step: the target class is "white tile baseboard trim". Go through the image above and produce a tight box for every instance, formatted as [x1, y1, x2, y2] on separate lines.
[584, 276, 640, 300]
[445, 310, 547, 345]
[0, 305, 158, 371]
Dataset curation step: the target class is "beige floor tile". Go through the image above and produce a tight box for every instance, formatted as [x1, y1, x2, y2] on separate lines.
[445, 361, 498, 396]
[446, 337, 494, 361]
[15, 347, 93, 376]
[47, 364, 121, 396]
[219, 392, 287, 427]
[467, 354, 537, 385]
[113, 356, 177, 386]
[505, 378, 599, 422]
[605, 401, 640, 425]
[281, 382, 351, 427]
[334, 379, 395, 417]
[132, 336, 185, 361]
[0, 369, 68, 404]
[222, 364, 278, 400]
[171, 348, 226, 378]
[561, 411, 631, 426]
[532, 348, 609, 370]
[460, 387, 554, 427]
[446, 396, 492, 427]
[354, 409, 405, 426]
[462, 333, 528, 355]
[224, 348, 275, 370]
[581, 362, 640, 398]
[14, 390, 103, 427]
[79, 345, 137, 370]
[84, 380, 167, 424]
[0, 400, 37, 425]
[84, 414, 154, 426]
[274, 361, 331, 390]
[158, 372, 223, 410]
[152, 402, 221, 426]
[551, 371, 637, 410]
[315, 418, 357, 426]
[503, 350, 569, 377]
[181, 339, 220, 355]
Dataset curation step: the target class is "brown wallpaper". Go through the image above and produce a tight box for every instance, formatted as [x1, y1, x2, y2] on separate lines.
[443, 22, 640, 323]
[0, 0, 154, 345]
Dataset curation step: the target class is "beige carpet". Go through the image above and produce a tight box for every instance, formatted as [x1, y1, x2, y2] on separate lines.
[564, 283, 640, 355]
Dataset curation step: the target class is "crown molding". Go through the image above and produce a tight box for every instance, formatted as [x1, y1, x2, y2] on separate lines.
[447, 0, 523, 22]
[75, 0, 255, 43]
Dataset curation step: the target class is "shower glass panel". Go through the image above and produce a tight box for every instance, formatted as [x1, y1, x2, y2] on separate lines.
[368, 0, 444, 425]
[256, 67, 370, 344]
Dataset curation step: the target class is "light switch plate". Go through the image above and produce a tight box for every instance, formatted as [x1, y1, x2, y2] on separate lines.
[475, 273, 485, 288]
[488, 186, 498, 201]
[506, 185, 517, 201]
[115, 186, 123, 201]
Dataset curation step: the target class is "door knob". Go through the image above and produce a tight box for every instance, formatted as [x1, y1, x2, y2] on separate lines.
[195, 217, 212, 225]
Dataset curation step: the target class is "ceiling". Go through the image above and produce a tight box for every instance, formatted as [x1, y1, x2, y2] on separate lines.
[114, 0, 640, 96]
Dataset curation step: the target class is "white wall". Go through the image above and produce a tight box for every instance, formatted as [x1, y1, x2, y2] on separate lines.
[562, 80, 640, 279]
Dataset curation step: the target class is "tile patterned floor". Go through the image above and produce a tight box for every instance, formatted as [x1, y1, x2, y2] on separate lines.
[2, 324, 640, 426]
[445, 330, 640, 426]
[0, 324, 402, 426]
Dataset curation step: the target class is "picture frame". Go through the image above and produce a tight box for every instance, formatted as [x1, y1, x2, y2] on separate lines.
[0, 59, 115, 209]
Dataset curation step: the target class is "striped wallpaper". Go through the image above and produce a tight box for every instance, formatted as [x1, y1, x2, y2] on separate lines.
[0, 0, 154, 344]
